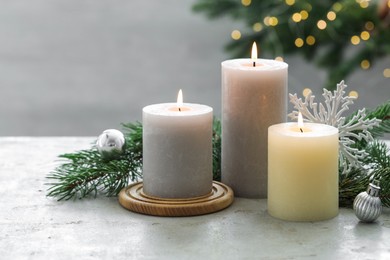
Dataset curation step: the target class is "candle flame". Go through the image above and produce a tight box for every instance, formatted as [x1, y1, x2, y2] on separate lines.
[251, 42, 258, 66]
[298, 112, 304, 130]
[177, 89, 183, 110]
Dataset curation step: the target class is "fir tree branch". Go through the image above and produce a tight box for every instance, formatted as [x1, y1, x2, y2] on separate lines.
[46, 122, 143, 200]
[364, 100, 390, 139]
[345, 100, 390, 149]
[339, 167, 373, 207]
[212, 118, 222, 181]
[364, 141, 390, 169]
[339, 140, 390, 207]
[47, 120, 222, 200]
[47, 106, 390, 206]
[372, 167, 390, 208]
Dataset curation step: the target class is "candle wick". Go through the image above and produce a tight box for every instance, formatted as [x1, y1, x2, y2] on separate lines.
[253, 61, 256, 67]
[179, 108, 181, 112]
[300, 128, 303, 133]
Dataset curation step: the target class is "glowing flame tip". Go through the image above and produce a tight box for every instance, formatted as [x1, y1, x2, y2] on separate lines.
[177, 89, 183, 108]
[298, 112, 304, 129]
[251, 42, 258, 62]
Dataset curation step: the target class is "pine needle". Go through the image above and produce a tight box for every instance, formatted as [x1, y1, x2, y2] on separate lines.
[46, 120, 222, 201]
[46, 110, 390, 207]
[46, 122, 143, 201]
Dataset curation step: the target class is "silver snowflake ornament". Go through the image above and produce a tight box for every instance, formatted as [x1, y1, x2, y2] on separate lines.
[288, 80, 381, 171]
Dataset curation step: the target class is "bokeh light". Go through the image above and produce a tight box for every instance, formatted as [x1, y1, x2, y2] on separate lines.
[360, 60, 370, 70]
[351, 35, 360, 45]
[306, 35, 316, 45]
[333, 2, 343, 12]
[285, 0, 295, 6]
[268, 17, 279, 26]
[359, 0, 369, 8]
[300, 10, 309, 20]
[327, 11, 336, 21]
[384, 68, 390, 78]
[360, 31, 370, 40]
[349, 91, 359, 99]
[253, 22, 263, 32]
[302, 88, 312, 97]
[292, 13, 302, 22]
[231, 30, 241, 40]
[295, 38, 304, 47]
[275, 56, 284, 62]
[241, 0, 251, 6]
[365, 21, 374, 31]
[317, 20, 327, 30]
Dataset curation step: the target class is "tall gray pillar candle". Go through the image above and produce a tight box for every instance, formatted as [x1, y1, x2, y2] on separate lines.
[142, 98, 213, 199]
[221, 58, 288, 198]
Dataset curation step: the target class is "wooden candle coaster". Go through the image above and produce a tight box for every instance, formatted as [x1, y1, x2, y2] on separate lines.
[118, 181, 234, 217]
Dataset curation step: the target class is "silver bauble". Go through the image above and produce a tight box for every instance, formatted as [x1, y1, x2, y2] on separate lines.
[353, 182, 382, 222]
[96, 129, 126, 160]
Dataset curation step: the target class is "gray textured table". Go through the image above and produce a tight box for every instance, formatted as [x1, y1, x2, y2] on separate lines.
[1, 137, 389, 259]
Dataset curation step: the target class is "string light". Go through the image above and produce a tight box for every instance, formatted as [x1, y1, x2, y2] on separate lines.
[285, 0, 295, 6]
[348, 91, 359, 99]
[332, 2, 343, 12]
[360, 31, 370, 40]
[253, 23, 263, 32]
[264, 16, 279, 26]
[306, 35, 316, 45]
[300, 10, 309, 20]
[275, 56, 284, 62]
[269, 17, 279, 26]
[365, 21, 374, 31]
[327, 11, 336, 21]
[295, 38, 304, 47]
[357, 0, 369, 8]
[304, 3, 312, 11]
[263, 16, 279, 26]
[351, 35, 360, 45]
[264, 16, 270, 26]
[302, 88, 312, 97]
[292, 13, 302, 22]
[231, 30, 241, 40]
[317, 20, 327, 30]
[360, 60, 370, 69]
[384, 68, 390, 78]
[241, 0, 251, 6]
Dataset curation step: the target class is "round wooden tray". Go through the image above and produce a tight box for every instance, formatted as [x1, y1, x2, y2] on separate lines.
[118, 181, 234, 217]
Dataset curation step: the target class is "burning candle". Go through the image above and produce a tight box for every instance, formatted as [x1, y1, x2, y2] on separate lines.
[142, 90, 213, 198]
[268, 113, 339, 221]
[221, 42, 288, 198]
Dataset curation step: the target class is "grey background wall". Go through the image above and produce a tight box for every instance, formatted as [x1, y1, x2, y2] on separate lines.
[0, 0, 389, 136]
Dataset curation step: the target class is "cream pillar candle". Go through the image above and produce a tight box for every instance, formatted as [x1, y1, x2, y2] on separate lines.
[268, 116, 339, 221]
[221, 44, 288, 198]
[142, 90, 213, 199]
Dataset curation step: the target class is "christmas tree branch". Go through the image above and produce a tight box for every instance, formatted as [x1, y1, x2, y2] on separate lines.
[46, 123, 143, 200]
[212, 118, 222, 181]
[47, 100, 390, 206]
[363, 100, 390, 139]
[339, 141, 390, 207]
[339, 167, 372, 207]
[47, 120, 223, 201]
[192, 0, 390, 90]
